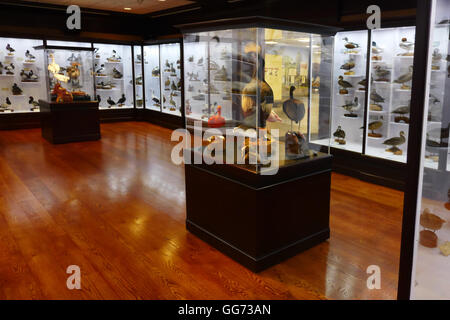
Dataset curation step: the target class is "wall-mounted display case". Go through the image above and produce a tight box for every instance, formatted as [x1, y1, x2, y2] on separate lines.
[180, 17, 337, 272]
[143, 41, 182, 118]
[93, 43, 134, 109]
[0, 37, 45, 113]
[404, 0, 450, 300]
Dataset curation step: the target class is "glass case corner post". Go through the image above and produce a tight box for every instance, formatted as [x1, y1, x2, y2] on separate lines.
[133, 45, 144, 109]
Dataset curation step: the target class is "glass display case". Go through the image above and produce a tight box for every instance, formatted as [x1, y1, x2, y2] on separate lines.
[134, 45, 144, 109]
[35, 42, 95, 102]
[365, 26, 416, 163]
[143, 44, 161, 112]
[409, 0, 450, 300]
[330, 30, 368, 154]
[143, 42, 182, 116]
[93, 43, 134, 109]
[0, 37, 45, 113]
[183, 25, 335, 170]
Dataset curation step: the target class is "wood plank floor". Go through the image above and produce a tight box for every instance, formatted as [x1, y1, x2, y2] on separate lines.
[0, 121, 404, 300]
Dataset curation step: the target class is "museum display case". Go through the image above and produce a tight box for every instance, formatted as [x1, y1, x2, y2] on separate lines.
[34, 42, 99, 143]
[408, 0, 450, 300]
[0, 37, 45, 113]
[179, 17, 338, 271]
[93, 43, 134, 109]
[134, 45, 144, 109]
[143, 41, 182, 118]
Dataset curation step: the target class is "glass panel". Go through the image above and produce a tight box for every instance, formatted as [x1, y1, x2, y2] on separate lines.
[329, 30, 368, 153]
[366, 26, 416, 163]
[0, 37, 45, 113]
[160, 43, 182, 116]
[411, 0, 450, 300]
[46, 40, 92, 48]
[93, 43, 134, 109]
[143, 44, 161, 112]
[134, 45, 144, 109]
[43, 45, 95, 102]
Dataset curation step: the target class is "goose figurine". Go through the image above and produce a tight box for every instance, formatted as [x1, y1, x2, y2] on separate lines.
[341, 97, 360, 117]
[399, 38, 414, 56]
[383, 131, 406, 154]
[394, 66, 413, 86]
[333, 126, 346, 144]
[283, 86, 305, 131]
[342, 37, 359, 50]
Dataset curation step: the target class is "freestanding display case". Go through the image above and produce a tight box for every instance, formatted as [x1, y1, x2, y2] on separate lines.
[179, 17, 338, 272]
[142, 40, 184, 129]
[398, 0, 450, 300]
[34, 43, 100, 144]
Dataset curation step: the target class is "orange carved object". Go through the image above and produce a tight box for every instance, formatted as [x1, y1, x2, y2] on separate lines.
[52, 83, 73, 103]
[208, 105, 225, 128]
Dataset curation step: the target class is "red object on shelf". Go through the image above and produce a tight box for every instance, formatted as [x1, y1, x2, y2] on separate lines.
[208, 105, 225, 128]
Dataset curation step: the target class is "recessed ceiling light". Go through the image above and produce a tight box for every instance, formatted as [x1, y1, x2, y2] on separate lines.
[158, 0, 167, 2]
[124, 7, 132, 10]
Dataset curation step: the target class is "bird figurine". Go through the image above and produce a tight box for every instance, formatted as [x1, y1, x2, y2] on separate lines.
[5, 63, 15, 75]
[6, 43, 15, 55]
[399, 38, 414, 56]
[283, 86, 305, 131]
[394, 65, 413, 89]
[107, 97, 116, 108]
[371, 41, 384, 54]
[358, 78, 367, 91]
[367, 120, 383, 138]
[164, 78, 170, 90]
[383, 131, 406, 155]
[112, 68, 123, 79]
[392, 105, 410, 114]
[171, 81, 177, 91]
[420, 208, 446, 231]
[208, 105, 225, 128]
[152, 91, 160, 106]
[341, 97, 360, 117]
[6, 97, 11, 106]
[338, 76, 353, 94]
[432, 48, 442, 69]
[96, 64, 106, 76]
[374, 65, 391, 82]
[197, 57, 203, 66]
[370, 90, 385, 103]
[28, 96, 39, 111]
[12, 83, 23, 95]
[117, 94, 126, 106]
[333, 126, 346, 145]
[169, 93, 176, 111]
[340, 60, 355, 75]
[342, 37, 359, 51]
[25, 50, 36, 62]
[96, 95, 101, 103]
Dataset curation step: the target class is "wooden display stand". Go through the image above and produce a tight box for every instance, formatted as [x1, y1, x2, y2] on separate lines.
[185, 152, 332, 272]
[39, 100, 100, 144]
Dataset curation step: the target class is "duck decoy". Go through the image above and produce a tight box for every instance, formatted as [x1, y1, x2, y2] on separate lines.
[117, 94, 126, 106]
[370, 90, 385, 103]
[164, 78, 171, 90]
[28, 96, 40, 110]
[283, 86, 305, 131]
[374, 65, 391, 81]
[169, 93, 177, 111]
[333, 126, 346, 145]
[371, 41, 383, 54]
[394, 66, 413, 85]
[152, 91, 160, 106]
[5, 63, 15, 75]
[341, 97, 360, 117]
[171, 81, 177, 91]
[340, 60, 355, 71]
[6, 43, 15, 55]
[383, 131, 406, 154]
[6, 97, 11, 105]
[107, 97, 116, 108]
[96, 95, 101, 103]
[112, 68, 123, 79]
[399, 38, 414, 56]
[338, 76, 353, 93]
[96, 64, 106, 75]
[25, 50, 35, 61]
[188, 56, 194, 62]
[392, 105, 410, 114]
[367, 121, 383, 137]
[432, 48, 442, 64]
[197, 57, 203, 66]
[342, 37, 359, 50]
[12, 83, 23, 95]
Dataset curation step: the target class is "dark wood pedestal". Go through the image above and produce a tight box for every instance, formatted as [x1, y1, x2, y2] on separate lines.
[39, 100, 101, 144]
[185, 153, 332, 272]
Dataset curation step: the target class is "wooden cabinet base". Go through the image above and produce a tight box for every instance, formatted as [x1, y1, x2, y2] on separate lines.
[185, 155, 332, 272]
[39, 100, 101, 144]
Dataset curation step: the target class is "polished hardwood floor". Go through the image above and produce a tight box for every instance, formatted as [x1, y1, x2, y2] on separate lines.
[0, 122, 404, 300]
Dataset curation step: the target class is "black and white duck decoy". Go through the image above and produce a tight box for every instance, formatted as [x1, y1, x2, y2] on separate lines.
[28, 96, 39, 109]
[283, 86, 305, 131]
[152, 91, 160, 106]
[107, 97, 116, 107]
[12, 83, 23, 95]
[341, 97, 360, 117]
[117, 94, 126, 106]
[6, 43, 15, 54]
[25, 50, 36, 61]
[333, 126, 346, 144]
